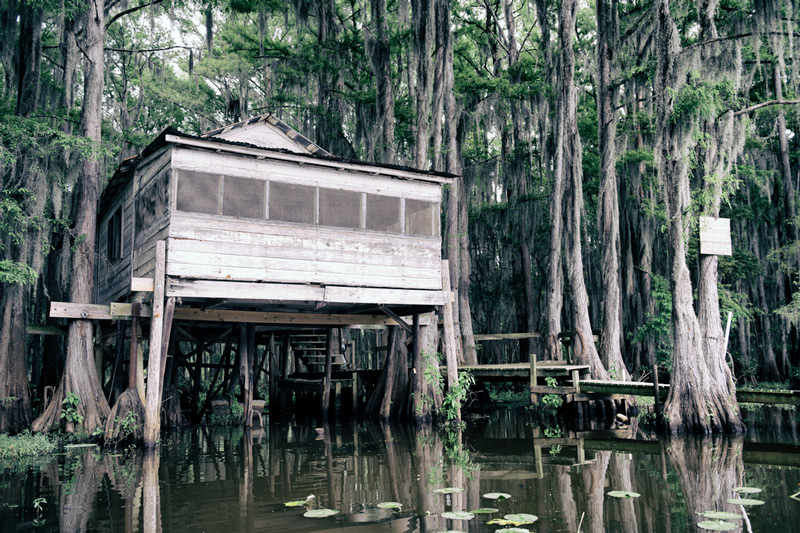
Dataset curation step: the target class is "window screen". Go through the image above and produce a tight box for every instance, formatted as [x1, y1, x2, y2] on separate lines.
[223, 176, 265, 219]
[366, 194, 401, 233]
[269, 181, 315, 224]
[107, 207, 122, 261]
[176, 170, 219, 214]
[319, 188, 362, 229]
[405, 199, 438, 237]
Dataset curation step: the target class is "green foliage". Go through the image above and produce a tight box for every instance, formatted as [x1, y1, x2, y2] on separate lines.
[0, 431, 57, 459]
[0, 259, 37, 285]
[60, 391, 84, 426]
[441, 371, 476, 421]
[669, 76, 737, 124]
[631, 273, 673, 369]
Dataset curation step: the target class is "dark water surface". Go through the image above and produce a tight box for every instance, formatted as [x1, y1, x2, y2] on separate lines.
[2, 407, 800, 532]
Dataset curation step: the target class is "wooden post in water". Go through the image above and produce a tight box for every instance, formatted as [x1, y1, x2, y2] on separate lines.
[144, 240, 166, 449]
[412, 314, 422, 421]
[441, 261, 460, 420]
[322, 329, 333, 422]
[240, 323, 252, 427]
[128, 303, 140, 390]
[530, 354, 538, 405]
[652, 363, 663, 429]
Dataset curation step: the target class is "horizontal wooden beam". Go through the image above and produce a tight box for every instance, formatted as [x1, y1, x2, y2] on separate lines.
[51, 301, 417, 327]
[172, 308, 401, 326]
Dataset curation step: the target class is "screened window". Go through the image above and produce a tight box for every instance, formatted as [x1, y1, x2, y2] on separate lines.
[107, 207, 122, 261]
[366, 194, 401, 233]
[269, 181, 315, 224]
[319, 188, 361, 229]
[223, 176, 265, 219]
[405, 199, 438, 237]
[176, 170, 219, 214]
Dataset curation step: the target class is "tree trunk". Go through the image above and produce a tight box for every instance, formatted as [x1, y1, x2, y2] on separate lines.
[32, 0, 110, 434]
[412, 0, 434, 168]
[559, 0, 608, 378]
[367, 0, 395, 164]
[596, 0, 629, 380]
[656, 0, 743, 434]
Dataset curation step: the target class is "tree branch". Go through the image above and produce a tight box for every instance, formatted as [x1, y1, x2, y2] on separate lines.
[733, 99, 800, 116]
[106, 0, 166, 30]
[105, 45, 193, 53]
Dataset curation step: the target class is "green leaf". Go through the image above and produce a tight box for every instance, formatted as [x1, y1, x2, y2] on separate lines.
[483, 492, 512, 500]
[435, 487, 465, 494]
[303, 509, 339, 518]
[502, 513, 538, 525]
[607, 490, 640, 499]
[698, 520, 739, 531]
[284, 500, 308, 507]
[697, 511, 742, 520]
[726, 498, 764, 506]
[377, 502, 402, 509]
[732, 487, 762, 494]
[469, 507, 499, 514]
[441, 511, 475, 520]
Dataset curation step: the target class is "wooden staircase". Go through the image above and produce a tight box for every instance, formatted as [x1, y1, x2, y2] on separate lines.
[291, 330, 348, 373]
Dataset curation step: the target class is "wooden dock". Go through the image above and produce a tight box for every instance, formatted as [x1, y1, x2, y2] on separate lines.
[454, 361, 800, 406]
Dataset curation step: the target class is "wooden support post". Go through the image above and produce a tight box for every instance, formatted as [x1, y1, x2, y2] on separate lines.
[351, 371, 358, 415]
[240, 323, 254, 428]
[412, 314, 422, 420]
[144, 241, 166, 449]
[128, 304, 140, 390]
[652, 363, 663, 429]
[269, 335, 279, 412]
[441, 261, 459, 420]
[533, 444, 543, 478]
[322, 329, 333, 422]
[530, 354, 538, 405]
[571, 369, 581, 394]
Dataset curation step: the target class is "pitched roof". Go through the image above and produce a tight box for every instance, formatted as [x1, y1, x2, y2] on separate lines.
[202, 113, 329, 155]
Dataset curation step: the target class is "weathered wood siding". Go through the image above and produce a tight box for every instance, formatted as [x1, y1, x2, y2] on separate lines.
[96, 184, 134, 303]
[167, 213, 442, 290]
[168, 147, 443, 294]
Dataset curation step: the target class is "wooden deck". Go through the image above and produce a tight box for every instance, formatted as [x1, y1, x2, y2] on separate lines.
[454, 362, 800, 406]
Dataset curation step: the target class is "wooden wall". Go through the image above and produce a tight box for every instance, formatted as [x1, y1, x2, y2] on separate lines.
[95, 147, 171, 303]
[167, 148, 444, 295]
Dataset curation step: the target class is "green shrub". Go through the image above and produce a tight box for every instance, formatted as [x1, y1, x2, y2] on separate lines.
[0, 431, 57, 459]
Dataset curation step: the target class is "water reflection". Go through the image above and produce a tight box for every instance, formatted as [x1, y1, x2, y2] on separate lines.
[1, 408, 799, 532]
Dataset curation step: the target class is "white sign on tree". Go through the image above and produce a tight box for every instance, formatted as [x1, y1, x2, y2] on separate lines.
[699, 216, 732, 256]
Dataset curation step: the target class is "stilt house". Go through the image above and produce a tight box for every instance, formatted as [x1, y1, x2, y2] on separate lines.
[63, 114, 457, 443]
[96, 114, 452, 314]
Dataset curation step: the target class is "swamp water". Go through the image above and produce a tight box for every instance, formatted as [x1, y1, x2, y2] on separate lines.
[2, 407, 799, 532]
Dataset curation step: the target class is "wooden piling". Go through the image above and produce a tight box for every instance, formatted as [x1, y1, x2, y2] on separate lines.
[441, 261, 459, 420]
[144, 240, 166, 449]
[322, 329, 333, 422]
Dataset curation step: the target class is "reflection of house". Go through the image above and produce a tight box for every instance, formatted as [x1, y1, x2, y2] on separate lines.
[97, 114, 451, 312]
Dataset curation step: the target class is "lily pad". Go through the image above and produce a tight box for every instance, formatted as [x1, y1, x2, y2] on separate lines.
[469, 507, 499, 514]
[503, 513, 538, 525]
[607, 490, 640, 499]
[727, 498, 765, 506]
[483, 492, 512, 500]
[733, 487, 763, 494]
[441, 511, 475, 520]
[377, 502, 402, 509]
[697, 511, 742, 520]
[435, 487, 465, 494]
[698, 520, 738, 531]
[303, 509, 339, 518]
[284, 500, 308, 507]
